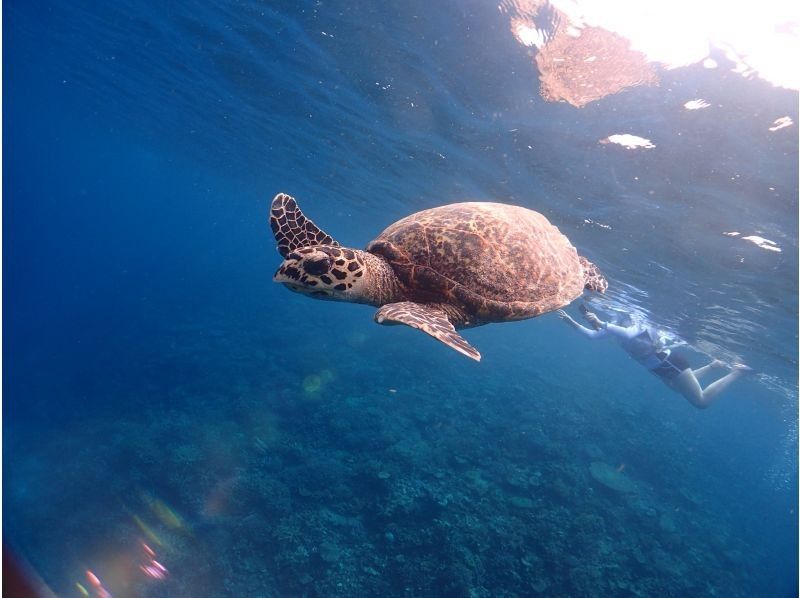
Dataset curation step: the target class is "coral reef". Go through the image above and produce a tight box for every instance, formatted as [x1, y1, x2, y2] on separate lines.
[589, 461, 637, 493]
[4, 314, 771, 596]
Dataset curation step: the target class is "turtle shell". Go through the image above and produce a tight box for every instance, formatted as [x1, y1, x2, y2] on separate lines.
[366, 202, 586, 322]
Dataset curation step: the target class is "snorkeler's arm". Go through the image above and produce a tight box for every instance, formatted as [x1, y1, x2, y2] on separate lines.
[557, 310, 608, 339]
[582, 311, 642, 340]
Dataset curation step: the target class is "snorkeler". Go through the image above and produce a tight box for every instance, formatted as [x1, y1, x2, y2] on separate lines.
[558, 306, 752, 409]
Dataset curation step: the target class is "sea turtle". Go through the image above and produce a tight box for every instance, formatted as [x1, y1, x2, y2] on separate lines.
[270, 193, 607, 361]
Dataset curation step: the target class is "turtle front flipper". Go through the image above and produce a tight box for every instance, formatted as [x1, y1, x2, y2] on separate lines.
[270, 193, 340, 257]
[375, 302, 481, 362]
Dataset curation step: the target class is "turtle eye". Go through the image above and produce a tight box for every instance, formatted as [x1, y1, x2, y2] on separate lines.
[304, 255, 331, 276]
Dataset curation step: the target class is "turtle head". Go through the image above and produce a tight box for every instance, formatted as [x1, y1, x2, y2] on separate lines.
[273, 245, 366, 301]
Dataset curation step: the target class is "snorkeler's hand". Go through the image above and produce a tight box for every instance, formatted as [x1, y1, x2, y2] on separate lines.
[557, 310, 577, 325]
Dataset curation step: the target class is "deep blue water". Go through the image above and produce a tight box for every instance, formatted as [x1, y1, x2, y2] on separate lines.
[4, 1, 798, 596]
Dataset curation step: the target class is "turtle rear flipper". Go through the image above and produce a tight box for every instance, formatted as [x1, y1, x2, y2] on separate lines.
[375, 302, 481, 361]
[270, 193, 339, 257]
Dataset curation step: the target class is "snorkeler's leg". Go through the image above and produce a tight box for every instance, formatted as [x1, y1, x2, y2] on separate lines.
[672, 370, 706, 408]
[676, 367, 747, 409]
[691, 359, 726, 380]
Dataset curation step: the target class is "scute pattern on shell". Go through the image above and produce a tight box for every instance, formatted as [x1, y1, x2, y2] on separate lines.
[367, 202, 587, 321]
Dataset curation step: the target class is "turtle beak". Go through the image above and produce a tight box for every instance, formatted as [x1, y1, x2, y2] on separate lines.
[273, 264, 302, 284]
[273, 267, 307, 295]
[273, 272, 298, 289]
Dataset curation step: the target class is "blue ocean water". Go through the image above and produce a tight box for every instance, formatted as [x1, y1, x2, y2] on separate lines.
[4, 1, 798, 596]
